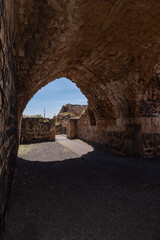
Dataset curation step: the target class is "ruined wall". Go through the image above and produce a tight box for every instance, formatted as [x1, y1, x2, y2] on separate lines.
[55, 124, 66, 135]
[56, 104, 87, 135]
[76, 120, 160, 157]
[0, 0, 18, 236]
[67, 108, 160, 157]
[21, 118, 55, 144]
[58, 117, 69, 128]
[60, 104, 87, 117]
[67, 119, 78, 139]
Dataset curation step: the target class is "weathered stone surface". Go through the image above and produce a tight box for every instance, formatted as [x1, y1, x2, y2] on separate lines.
[59, 104, 87, 117]
[14, 0, 160, 158]
[56, 104, 87, 134]
[67, 108, 160, 157]
[0, 0, 160, 236]
[67, 119, 78, 139]
[21, 118, 55, 144]
[55, 124, 67, 135]
[15, 0, 160, 122]
[0, 0, 18, 237]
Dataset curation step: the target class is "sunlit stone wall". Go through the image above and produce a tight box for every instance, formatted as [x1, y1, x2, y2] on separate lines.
[21, 118, 55, 144]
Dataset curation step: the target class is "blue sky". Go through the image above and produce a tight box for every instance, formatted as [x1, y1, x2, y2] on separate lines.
[23, 77, 88, 118]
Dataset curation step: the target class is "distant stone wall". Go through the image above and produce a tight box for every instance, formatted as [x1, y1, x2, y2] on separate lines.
[21, 118, 55, 144]
[55, 125, 66, 135]
[56, 104, 87, 135]
[59, 118, 69, 128]
[60, 104, 87, 117]
[0, 0, 18, 236]
[67, 119, 78, 139]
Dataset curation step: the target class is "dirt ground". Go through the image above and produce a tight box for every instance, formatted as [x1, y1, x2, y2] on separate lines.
[4, 141, 160, 240]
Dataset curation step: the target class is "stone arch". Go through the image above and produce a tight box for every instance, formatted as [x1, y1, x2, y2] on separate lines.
[17, 72, 116, 121]
[1, 0, 160, 237]
[16, 0, 139, 121]
[14, 0, 160, 158]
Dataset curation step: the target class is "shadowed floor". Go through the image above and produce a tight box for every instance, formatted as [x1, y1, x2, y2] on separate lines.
[4, 138, 160, 240]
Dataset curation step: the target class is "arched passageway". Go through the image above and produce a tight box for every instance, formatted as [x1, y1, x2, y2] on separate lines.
[15, 0, 160, 158]
[1, 0, 159, 157]
[0, 0, 160, 237]
[20, 77, 88, 143]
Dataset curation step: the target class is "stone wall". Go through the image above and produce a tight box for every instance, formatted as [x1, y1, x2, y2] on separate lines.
[56, 104, 87, 135]
[0, 0, 18, 236]
[55, 124, 66, 135]
[67, 119, 78, 139]
[60, 104, 87, 117]
[67, 112, 160, 158]
[21, 118, 55, 144]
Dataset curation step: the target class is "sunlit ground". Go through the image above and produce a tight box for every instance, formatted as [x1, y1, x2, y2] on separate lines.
[18, 144, 35, 157]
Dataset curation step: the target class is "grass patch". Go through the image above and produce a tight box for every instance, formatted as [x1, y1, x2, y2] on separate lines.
[18, 144, 34, 157]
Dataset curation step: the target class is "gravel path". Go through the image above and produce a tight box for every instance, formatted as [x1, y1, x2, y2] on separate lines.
[4, 140, 160, 240]
[56, 134, 94, 156]
[18, 141, 78, 161]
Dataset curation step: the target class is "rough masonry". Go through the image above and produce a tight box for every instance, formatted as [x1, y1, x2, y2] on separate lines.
[21, 118, 55, 144]
[55, 104, 87, 134]
[67, 107, 160, 157]
[0, 0, 18, 236]
[15, 0, 160, 158]
[0, 0, 160, 236]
